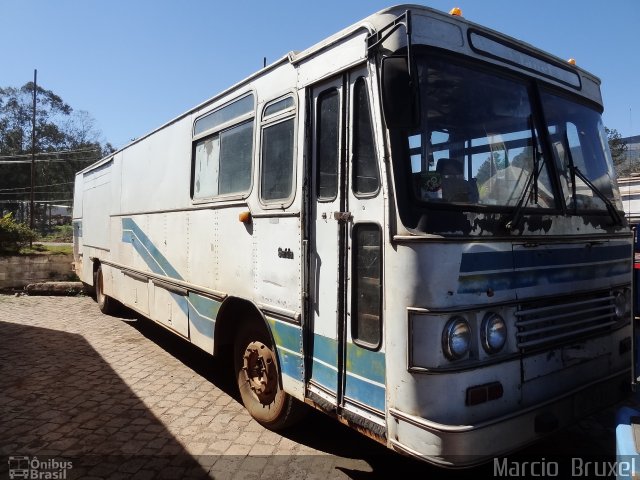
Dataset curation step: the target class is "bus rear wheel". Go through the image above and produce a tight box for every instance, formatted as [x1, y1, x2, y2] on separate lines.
[233, 320, 304, 430]
[95, 265, 117, 315]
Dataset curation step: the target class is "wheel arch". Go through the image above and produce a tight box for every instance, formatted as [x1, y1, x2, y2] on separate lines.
[213, 296, 278, 363]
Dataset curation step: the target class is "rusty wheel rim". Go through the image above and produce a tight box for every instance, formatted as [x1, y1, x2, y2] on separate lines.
[241, 340, 277, 405]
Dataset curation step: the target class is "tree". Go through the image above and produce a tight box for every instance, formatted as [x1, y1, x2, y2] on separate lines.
[0, 212, 36, 253]
[0, 82, 114, 231]
[605, 127, 631, 177]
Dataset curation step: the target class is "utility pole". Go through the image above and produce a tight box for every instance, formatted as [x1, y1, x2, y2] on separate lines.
[30, 69, 37, 237]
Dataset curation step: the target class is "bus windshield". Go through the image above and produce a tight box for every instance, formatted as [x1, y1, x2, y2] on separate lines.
[397, 54, 620, 214]
[540, 90, 622, 211]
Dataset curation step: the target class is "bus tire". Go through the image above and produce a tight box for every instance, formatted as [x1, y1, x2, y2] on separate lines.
[95, 265, 117, 315]
[233, 320, 305, 430]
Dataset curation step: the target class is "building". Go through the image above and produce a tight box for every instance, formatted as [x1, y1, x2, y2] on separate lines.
[617, 136, 640, 224]
[622, 135, 640, 163]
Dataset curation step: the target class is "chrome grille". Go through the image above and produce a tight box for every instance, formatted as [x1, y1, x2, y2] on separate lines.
[515, 292, 620, 351]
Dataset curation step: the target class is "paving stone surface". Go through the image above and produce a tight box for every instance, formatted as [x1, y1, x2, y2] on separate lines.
[0, 295, 630, 479]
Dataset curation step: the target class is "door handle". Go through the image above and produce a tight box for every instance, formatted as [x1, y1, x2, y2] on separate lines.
[333, 211, 352, 222]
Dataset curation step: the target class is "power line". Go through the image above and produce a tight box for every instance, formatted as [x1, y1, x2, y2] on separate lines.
[0, 147, 100, 160]
[0, 192, 72, 195]
[0, 159, 66, 164]
[0, 181, 74, 192]
[0, 157, 100, 164]
[0, 199, 72, 204]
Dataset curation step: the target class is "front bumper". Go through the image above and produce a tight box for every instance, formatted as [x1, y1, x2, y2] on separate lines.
[388, 370, 629, 467]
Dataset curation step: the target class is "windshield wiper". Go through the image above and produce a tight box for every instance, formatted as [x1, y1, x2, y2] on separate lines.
[563, 130, 623, 226]
[505, 120, 541, 230]
[569, 165, 623, 225]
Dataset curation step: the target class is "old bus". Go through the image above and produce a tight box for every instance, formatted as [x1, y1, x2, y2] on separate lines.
[73, 5, 633, 466]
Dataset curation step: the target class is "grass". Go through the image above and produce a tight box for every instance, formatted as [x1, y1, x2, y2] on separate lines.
[38, 225, 73, 243]
[17, 243, 73, 255]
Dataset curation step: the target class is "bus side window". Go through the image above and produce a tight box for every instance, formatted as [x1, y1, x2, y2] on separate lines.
[353, 78, 379, 195]
[193, 135, 221, 198]
[192, 94, 255, 200]
[192, 121, 253, 199]
[218, 121, 253, 195]
[352, 223, 382, 349]
[317, 89, 340, 200]
[260, 96, 296, 203]
[260, 118, 295, 202]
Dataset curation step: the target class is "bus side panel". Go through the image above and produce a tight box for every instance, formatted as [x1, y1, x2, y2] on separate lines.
[267, 316, 305, 400]
[119, 119, 192, 214]
[82, 162, 111, 252]
[214, 207, 255, 297]
[77, 160, 114, 288]
[187, 209, 217, 290]
[254, 217, 304, 399]
[116, 211, 190, 336]
[121, 272, 151, 316]
[253, 217, 302, 314]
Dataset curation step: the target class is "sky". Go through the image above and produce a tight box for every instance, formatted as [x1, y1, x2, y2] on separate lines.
[2, 0, 639, 150]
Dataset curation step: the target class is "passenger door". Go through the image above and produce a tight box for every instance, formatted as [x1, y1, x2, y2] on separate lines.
[307, 76, 346, 406]
[307, 67, 386, 425]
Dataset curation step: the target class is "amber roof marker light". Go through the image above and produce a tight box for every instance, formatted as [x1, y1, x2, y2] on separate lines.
[568, 58, 577, 65]
[449, 7, 463, 16]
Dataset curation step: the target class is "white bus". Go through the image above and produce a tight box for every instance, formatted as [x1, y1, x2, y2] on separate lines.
[73, 5, 633, 466]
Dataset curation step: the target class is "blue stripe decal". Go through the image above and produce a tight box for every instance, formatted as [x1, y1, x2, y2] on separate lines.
[312, 334, 386, 410]
[121, 218, 215, 340]
[267, 318, 302, 353]
[346, 343, 385, 385]
[267, 318, 303, 382]
[459, 260, 629, 294]
[278, 347, 303, 381]
[188, 292, 219, 339]
[514, 244, 631, 269]
[313, 333, 338, 366]
[312, 334, 338, 392]
[458, 244, 631, 294]
[460, 250, 513, 272]
[170, 292, 190, 319]
[345, 342, 385, 412]
[121, 218, 183, 280]
[312, 358, 338, 392]
[345, 375, 385, 412]
[460, 244, 631, 273]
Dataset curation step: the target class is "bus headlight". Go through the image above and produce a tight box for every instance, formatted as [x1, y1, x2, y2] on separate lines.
[481, 312, 507, 354]
[443, 316, 471, 360]
[614, 290, 630, 319]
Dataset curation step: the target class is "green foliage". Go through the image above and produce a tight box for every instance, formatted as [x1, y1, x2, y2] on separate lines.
[19, 243, 73, 255]
[0, 82, 115, 231]
[40, 224, 73, 242]
[0, 212, 37, 253]
[606, 127, 633, 177]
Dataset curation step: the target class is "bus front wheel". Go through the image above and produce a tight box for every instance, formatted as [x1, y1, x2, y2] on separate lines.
[233, 320, 304, 430]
